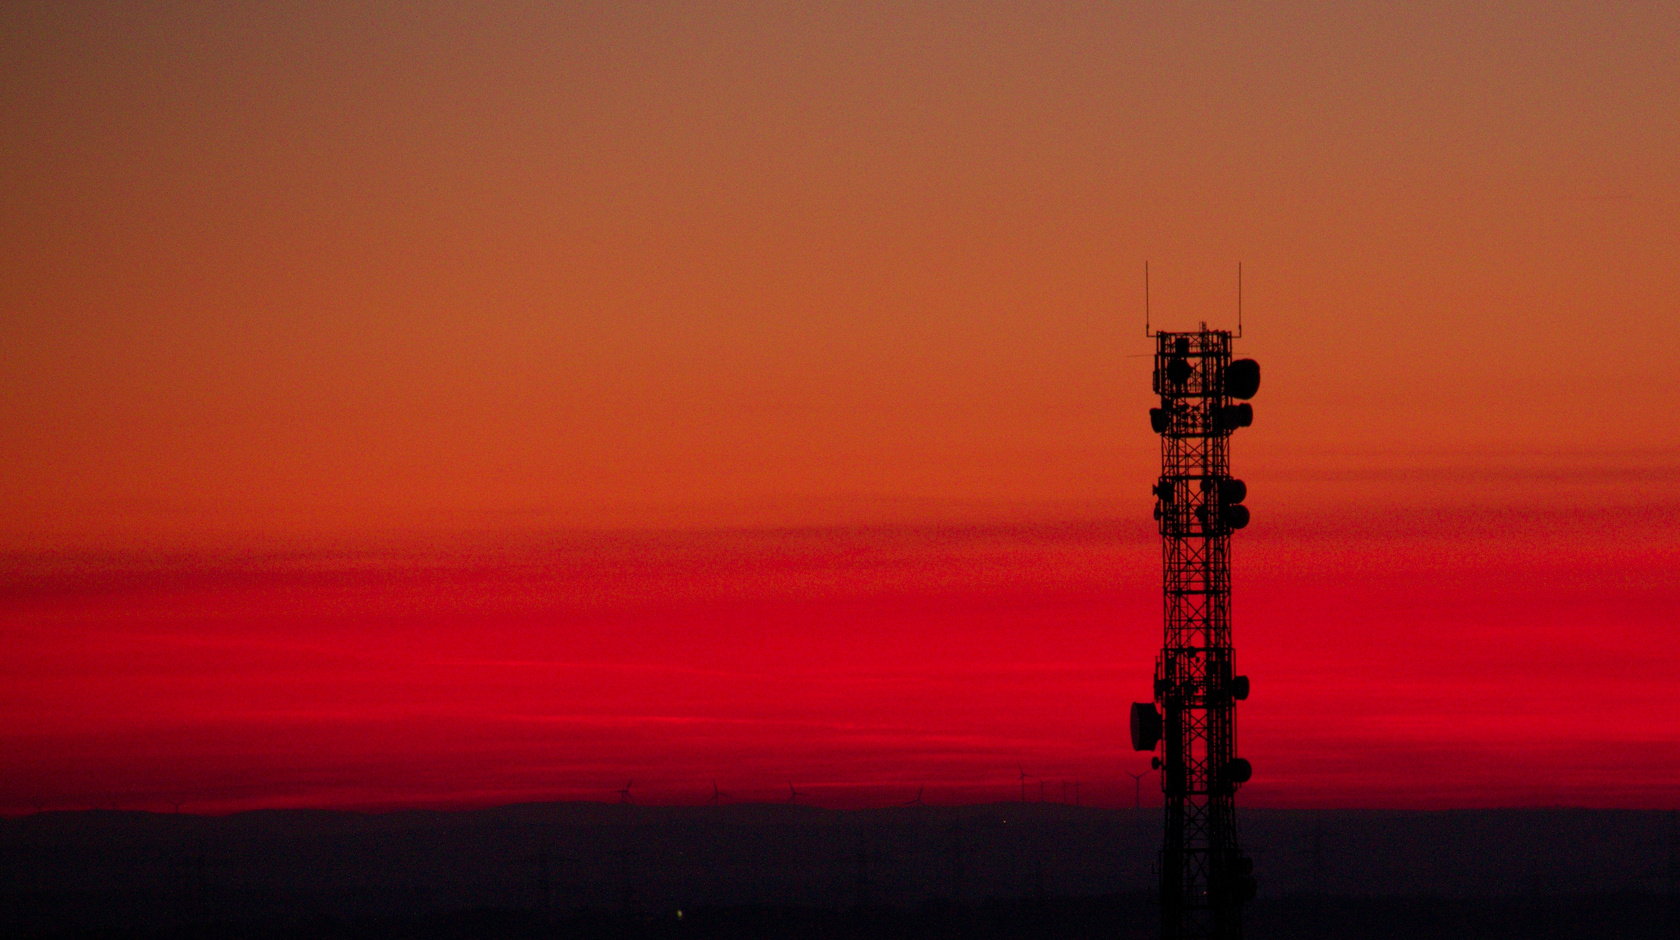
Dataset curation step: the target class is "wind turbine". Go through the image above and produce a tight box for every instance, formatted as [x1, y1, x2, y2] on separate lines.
[786, 782, 805, 804]
[617, 781, 634, 805]
[1127, 771, 1147, 809]
[903, 785, 925, 807]
[1018, 767, 1034, 803]
[709, 780, 725, 806]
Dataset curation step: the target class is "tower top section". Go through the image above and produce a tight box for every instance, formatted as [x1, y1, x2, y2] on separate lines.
[1149, 330, 1261, 439]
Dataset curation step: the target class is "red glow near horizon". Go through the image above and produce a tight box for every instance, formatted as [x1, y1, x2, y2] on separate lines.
[4, 510, 1675, 815]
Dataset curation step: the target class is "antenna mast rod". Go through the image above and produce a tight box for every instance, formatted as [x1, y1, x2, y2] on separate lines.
[1145, 261, 1152, 336]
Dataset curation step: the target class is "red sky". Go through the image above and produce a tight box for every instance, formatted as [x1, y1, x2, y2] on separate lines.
[2, 4, 1677, 813]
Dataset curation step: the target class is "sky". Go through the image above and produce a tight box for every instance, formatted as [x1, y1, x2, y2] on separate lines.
[2, 3, 1677, 814]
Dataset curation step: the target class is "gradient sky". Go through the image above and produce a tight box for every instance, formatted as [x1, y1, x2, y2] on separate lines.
[2, 4, 1677, 813]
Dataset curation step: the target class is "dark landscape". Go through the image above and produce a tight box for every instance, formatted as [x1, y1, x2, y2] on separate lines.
[4, 804, 1674, 939]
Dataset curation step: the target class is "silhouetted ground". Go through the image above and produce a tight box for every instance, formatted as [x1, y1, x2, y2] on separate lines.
[4, 805, 1676, 938]
[7, 895, 1678, 940]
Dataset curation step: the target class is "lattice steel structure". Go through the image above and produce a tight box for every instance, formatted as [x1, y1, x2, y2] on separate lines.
[1132, 327, 1259, 940]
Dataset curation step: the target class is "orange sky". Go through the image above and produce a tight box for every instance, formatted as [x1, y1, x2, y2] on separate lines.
[1, 4, 1677, 811]
[4, 3, 1676, 546]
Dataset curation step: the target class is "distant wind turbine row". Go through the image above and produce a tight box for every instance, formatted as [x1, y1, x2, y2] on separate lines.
[599, 768, 1156, 808]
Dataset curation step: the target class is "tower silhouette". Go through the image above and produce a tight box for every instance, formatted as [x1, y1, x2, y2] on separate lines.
[1131, 324, 1260, 939]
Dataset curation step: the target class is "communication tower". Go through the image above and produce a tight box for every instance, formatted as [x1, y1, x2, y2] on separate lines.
[1131, 323, 1260, 939]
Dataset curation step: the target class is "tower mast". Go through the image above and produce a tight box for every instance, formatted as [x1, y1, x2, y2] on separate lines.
[1132, 326, 1260, 939]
